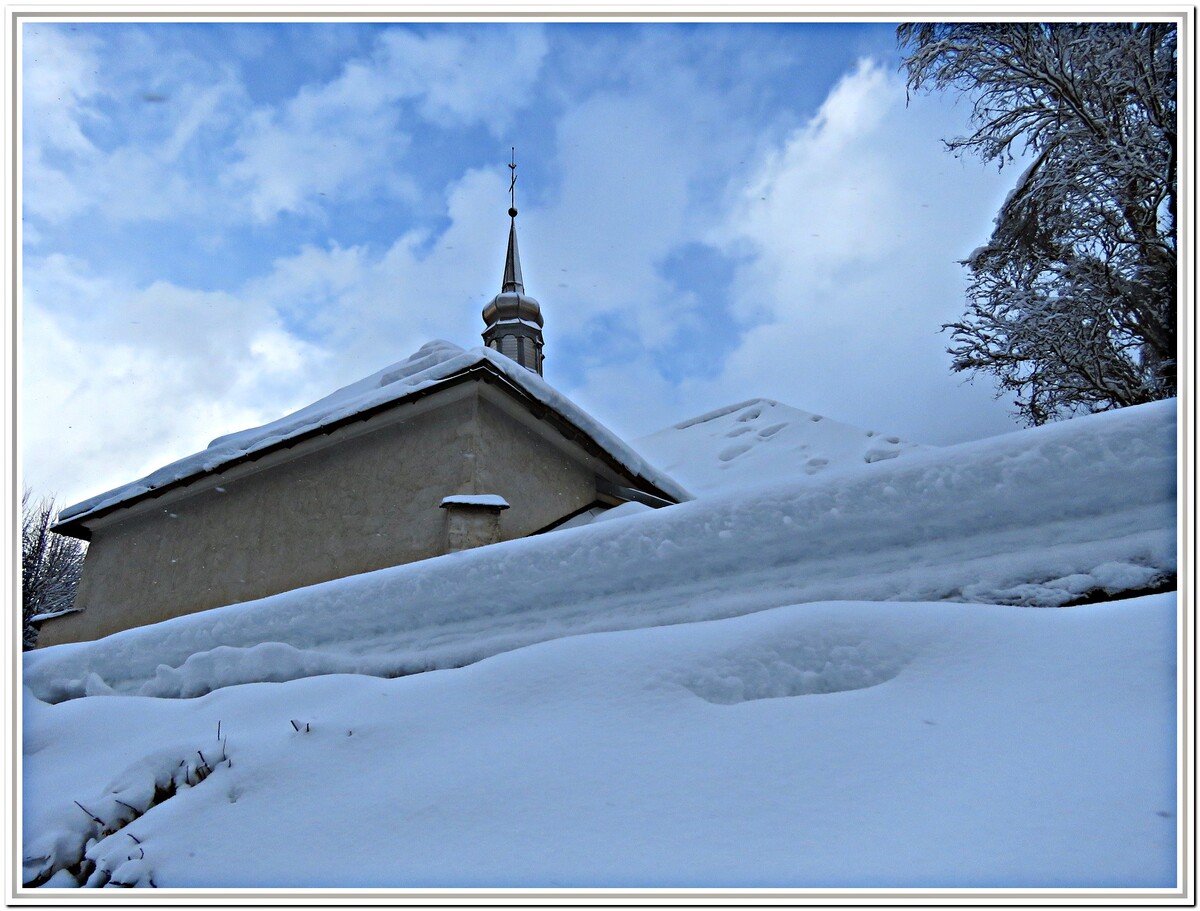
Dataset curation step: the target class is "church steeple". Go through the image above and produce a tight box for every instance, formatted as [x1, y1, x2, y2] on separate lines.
[502, 219, 524, 293]
[482, 149, 545, 375]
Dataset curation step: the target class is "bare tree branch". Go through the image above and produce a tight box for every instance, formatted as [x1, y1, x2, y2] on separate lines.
[22, 489, 86, 649]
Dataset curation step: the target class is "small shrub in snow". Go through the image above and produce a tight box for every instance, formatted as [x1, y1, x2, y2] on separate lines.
[23, 723, 232, 889]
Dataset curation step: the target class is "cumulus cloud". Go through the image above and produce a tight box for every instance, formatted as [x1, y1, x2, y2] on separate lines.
[722, 59, 902, 322]
[21, 26, 103, 221]
[534, 90, 699, 341]
[22, 25, 247, 227]
[22, 26, 102, 156]
[238, 165, 512, 376]
[518, 34, 779, 389]
[21, 255, 328, 507]
[229, 78, 412, 222]
[230, 25, 548, 221]
[547, 56, 1024, 443]
[23, 24, 550, 232]
[379, 26, 549, 131]
[694, 59, 1021, 445]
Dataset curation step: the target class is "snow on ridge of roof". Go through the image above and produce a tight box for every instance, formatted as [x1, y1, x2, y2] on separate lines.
[58, 340, 691, 526]
[669, 398, 779, 431]
[206, 339, 470, 450]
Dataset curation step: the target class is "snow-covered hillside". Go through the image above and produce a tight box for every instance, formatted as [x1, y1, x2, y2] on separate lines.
[24, 594, 1176, 889]
[24, 399, 1176, 703]
[21, 399, 1180, 892]
[635, 398, 926, 494]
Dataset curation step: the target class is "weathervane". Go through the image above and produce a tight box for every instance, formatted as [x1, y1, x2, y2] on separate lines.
[508, 147, 518, 218]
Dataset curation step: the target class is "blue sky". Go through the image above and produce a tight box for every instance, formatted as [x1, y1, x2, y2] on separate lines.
[21, 18, 1025, 509]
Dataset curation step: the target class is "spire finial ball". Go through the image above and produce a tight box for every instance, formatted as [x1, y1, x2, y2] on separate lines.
[508, 207, 518, 218]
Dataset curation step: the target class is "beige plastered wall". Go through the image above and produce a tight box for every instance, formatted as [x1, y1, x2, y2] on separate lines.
[39, 381, 605, 646]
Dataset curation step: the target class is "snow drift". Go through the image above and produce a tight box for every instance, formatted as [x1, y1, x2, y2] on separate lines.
[24, 399, 1177, 704]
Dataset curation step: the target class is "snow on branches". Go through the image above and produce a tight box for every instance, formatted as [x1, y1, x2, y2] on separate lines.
[898, 23, 1176, 424]
[22, 490, 86, 649]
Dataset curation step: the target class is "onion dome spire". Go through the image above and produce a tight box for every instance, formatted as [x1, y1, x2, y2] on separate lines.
[482, 148, 545, 375]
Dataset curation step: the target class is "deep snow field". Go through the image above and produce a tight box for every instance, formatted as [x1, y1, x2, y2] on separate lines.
[23, 595, 1179, 890]
[21, 397, 1181, 893]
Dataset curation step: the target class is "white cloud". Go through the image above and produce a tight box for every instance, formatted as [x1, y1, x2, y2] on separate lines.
[21, 256, 329, 508]
[534, 91, 696, 342]
[21, 145, 90, 222]
[21, 26, 102, 156]
[699, 59, 1023, 444]
[719, 59, 904, 324]
[229, 25, 548, 222]
[96, 75, 247, 222]
[161, 82, 233, 161]
[239, 167, 507, 375]
[21, 27, 103, 222]
[378, 27, 548, 132]
[229, 81, 411, 222]
[22, 25, 247, 227]
[521, 44, 771, 360]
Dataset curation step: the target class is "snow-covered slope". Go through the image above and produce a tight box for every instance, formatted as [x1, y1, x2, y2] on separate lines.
[24, 399, 1176, 703]
[21, 399, 1181, 891]
[23, 594, 1177, 888]
[635, 398, 927, 494]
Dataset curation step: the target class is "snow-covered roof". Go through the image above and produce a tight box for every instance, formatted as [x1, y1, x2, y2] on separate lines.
[635, 398, 928, 495]
[56, 340, 691, 531]
[440, 494, 510, 509]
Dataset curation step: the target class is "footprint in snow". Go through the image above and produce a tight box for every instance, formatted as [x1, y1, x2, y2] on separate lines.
[718, 443, 754, 462]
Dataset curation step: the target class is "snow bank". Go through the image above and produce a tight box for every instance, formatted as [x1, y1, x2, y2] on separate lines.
[23, 594, 1177, 888]
[24, 399, 1177, 703]
[635, 397, 927, 494]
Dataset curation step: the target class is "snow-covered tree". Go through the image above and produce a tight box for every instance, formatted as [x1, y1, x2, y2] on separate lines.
[898, 22, 1176, 424]
[22, 490, 86, 650]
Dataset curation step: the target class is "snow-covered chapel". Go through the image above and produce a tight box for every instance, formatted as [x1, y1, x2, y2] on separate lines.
[39, 180, 690, 647]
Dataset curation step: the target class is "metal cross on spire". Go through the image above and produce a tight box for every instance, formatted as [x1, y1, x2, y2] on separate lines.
[501, 148, 524, 293]
[508, 146, 518, 217]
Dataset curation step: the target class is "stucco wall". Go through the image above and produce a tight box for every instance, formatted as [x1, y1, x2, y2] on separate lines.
[39, 381, 607, 646]
[474, 391, 599, 535]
